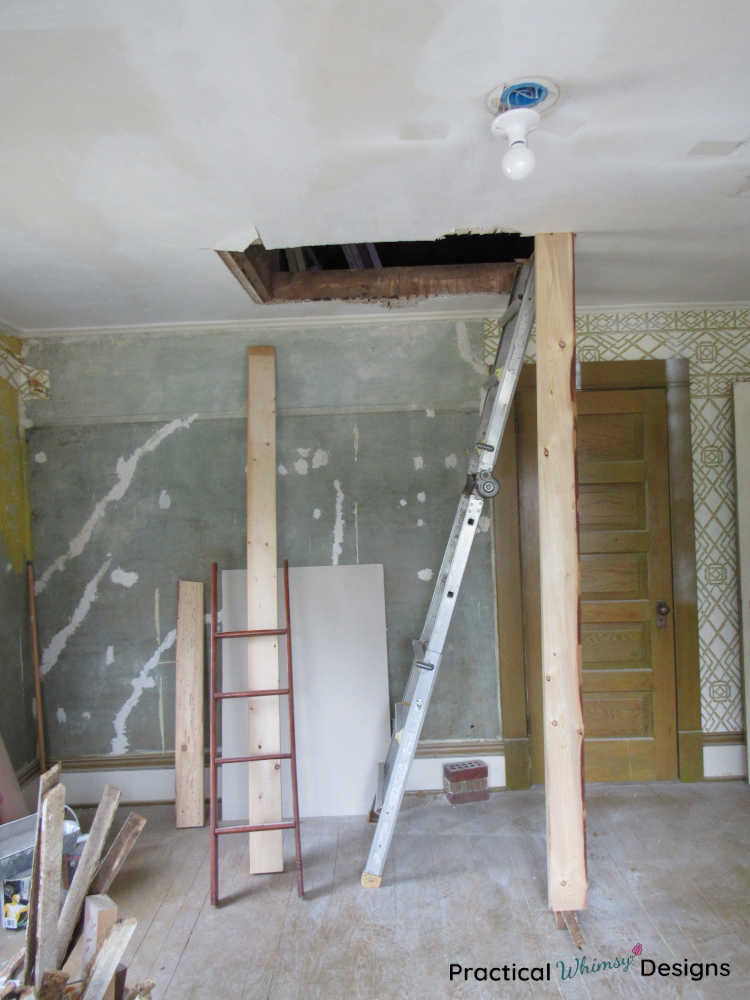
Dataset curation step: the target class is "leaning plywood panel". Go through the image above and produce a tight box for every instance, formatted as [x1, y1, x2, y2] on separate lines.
[246, 347, 282, 873]
[535, 233, 588, 913]
[221, 565, 390, 818]
[734, 382, 750, 782]
[175, 581, 205, 828]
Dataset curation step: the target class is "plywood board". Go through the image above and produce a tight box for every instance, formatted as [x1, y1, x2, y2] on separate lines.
[175, 580, 204, 828]
[246, 346, 282, 873]
[535, 233, 588, 913]
[734, 382, 750, 781]
[221, 565, 390, 818]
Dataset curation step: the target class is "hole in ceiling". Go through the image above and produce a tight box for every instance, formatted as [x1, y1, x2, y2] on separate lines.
[277, 232, 534, 272]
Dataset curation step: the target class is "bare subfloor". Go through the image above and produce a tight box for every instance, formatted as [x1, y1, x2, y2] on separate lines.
[2, 782, 749, 998]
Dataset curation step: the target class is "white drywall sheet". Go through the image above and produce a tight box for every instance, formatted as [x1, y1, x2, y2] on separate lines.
[734, 382, 750, 782]
[220, 565, 390, 818]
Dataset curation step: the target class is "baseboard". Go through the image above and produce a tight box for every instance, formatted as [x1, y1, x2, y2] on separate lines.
[702, 742, 747, 779]
[52, 752, 507, 808]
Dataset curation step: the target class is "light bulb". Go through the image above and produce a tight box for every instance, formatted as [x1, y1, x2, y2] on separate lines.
[502, 141, 535, 181]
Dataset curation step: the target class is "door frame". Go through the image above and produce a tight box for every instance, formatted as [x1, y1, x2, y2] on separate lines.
[494, 359, 702, 786]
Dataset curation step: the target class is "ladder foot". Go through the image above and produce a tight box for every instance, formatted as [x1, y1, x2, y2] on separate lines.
[361, 872, 382, 889]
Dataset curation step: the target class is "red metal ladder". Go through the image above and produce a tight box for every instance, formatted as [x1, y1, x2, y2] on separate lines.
[209, 559, 304, 905]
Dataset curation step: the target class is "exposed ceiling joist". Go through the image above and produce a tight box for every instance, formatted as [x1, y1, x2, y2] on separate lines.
[218, 244, 519, 304]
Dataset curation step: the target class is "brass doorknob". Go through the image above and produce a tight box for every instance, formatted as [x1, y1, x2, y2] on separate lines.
[656, 601, 671, 628]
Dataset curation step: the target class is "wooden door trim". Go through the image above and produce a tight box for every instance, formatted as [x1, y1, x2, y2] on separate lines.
[495, 359, 702, 785]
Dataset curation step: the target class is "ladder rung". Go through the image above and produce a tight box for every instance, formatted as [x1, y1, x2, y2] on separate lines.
[214, 688, 290, 700]
[215, 627, 287, 639]
[214, 820, 297, 836]
[215, 752, 293, 766]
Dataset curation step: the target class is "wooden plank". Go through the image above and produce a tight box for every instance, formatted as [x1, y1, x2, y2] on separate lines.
[494, 399, 531, 788]
[90, 812, 147, 896]
[270, 262, 518, 302]
[175, 581, 205, 828]
[0, 948, 25, 983]
[535, 232, 587, 913]
[23, 763, 62, 985]
[27, 561, 46, 773]
[246, 347, 282, 874]
[82, 896, 118, 1000]
[35, 782, 66, 989]
[215, 246, 273, 303]
[81, 920, 137, 1000]
[56, 785, 121, 968]
[38, 971, 69, 1000]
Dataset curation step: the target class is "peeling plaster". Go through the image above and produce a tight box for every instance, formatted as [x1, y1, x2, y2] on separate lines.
[417, 568, 434, 582]
[331, 480, 345, 566]
[413, 456, 424, 470]
[312, 448, 329, 469]
[313, 508, 321, 520]
[425, 408, 436, 418]
[444, 453, 457, 469]
[417, 491, 426, 503]
[478, 515, 491, 533]
[34, 451, 47, 464]
[111, 567, 138, 588]
[56, 706, 66, 724]
[105, 645, 114, 665]
[158, 489, 171, 509]
[294, 457, 309, 475]
[278, 464, 288, 476]
[111, 628, 176, 755]
[353, 425, 359, 462]
[36, 414, 197, 594]
[41, 556, 112, 674]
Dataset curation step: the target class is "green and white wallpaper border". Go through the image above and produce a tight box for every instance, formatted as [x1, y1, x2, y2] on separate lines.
[484, 307, 750, 738]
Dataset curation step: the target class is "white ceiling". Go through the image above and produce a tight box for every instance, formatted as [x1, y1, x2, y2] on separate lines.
[1, 0, 749, 332]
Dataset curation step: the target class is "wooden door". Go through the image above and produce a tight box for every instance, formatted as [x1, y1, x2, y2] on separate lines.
[519, 386, 679, 782]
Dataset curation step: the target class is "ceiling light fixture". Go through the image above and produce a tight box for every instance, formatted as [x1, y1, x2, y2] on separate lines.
[487, 78, 559, 182]
[491, 107, 540, 181]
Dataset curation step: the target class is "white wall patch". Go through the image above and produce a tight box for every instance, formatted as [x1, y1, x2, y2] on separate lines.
[41, 556, 112, 675]
[353, 424, 359, 462]
[425, 408, 436, 418]
[413, 456, 424, 470]
[313, 508, 321, 520]
[332, 480, 345, 566]
[111, 628, 177, 755]
[56, 706, 67, 724]
[312, 448, 329, 469]
[417, 519, 425, 527]
[399, 498, 408, 507]
[278, 464, 288, 476]
[105, 645, 114, 665]
[36, 414, 197, 594]
[417, 491, 426, 503]
[478, 515, 491, 533]
[294, 458, 309, 475]
[111, 567, 139, 588]
[34, 451, 47, 464]
[82, 711, 91, 721]
[417, 568, 434, 582]
[297, 447, 311, 457]
[444, 453, 457, 469]
[158, 489, 171, 509]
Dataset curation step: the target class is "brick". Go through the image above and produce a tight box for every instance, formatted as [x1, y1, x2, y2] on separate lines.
[446, 789, 490, 806]
[442, 760, 488, 784]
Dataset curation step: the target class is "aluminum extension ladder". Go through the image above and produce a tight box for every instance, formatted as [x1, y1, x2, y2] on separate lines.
[361, 258, 536, 888]
[209, 559, 304, 905]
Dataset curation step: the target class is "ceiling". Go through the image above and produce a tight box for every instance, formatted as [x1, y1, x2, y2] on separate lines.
[1, 1, 749, 332]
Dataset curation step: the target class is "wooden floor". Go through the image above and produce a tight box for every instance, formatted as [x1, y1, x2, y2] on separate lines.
[2, 782, 749, 998]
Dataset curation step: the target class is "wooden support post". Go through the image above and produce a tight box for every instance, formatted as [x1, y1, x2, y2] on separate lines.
[35, 782, 66, 990]
[81, 920, 137, 1000]
[82, 896, 118, 1000]
[175, 581, 205, 828]
[23, 764, 61, 985]
[56, 785, 121, 968]
[535, 233, 588, 914]
[246, 347, 283, 873]
[90, 812, 147, 896]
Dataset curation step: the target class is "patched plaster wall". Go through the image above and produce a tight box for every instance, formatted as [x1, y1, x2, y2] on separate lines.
[23, 318, 500, 760]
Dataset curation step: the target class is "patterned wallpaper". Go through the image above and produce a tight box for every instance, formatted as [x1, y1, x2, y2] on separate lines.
[483, 307, 750, 735]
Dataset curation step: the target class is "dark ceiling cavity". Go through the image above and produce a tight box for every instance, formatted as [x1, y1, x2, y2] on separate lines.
[279, 233, 533, 272]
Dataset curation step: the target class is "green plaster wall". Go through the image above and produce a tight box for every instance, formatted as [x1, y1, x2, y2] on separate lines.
[24, 317, 501, 760]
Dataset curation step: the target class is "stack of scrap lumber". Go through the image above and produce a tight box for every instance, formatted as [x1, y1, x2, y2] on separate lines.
[0, 766, 149, 1000]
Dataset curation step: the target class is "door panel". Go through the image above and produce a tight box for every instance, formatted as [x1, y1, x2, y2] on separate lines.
[518, 386, 679, 782]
